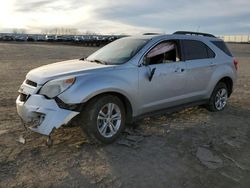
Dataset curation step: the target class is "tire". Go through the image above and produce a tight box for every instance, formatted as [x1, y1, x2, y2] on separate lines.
[80, 95, 125, 144]
[206, 82, 228, 112]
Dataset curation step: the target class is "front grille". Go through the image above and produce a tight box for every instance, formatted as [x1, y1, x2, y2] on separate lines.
[25, 79, 37, 87]
[19, 93, 28, 102]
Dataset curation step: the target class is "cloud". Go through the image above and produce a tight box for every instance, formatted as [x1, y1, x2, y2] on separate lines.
[15, 0, 52, 12]
[92, 0, 250, 34]
[0, 0, 249, 34]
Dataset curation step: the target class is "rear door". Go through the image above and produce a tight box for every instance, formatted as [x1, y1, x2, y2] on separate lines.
[181, 40, 216, 99]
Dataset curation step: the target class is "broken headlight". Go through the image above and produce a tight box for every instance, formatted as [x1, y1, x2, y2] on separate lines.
[39, 77, 75, 98]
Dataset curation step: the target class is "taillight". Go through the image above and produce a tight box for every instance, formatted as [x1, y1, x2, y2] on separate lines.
[233, 58, 238, 70]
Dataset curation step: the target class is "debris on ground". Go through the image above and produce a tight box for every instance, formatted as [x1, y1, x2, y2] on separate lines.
[222, 153, 246, 171]
[69, 140, 88, 148]
[126, 135, 144, 143]
[17, 135, 26, 144]
[220, 172, 240, 183]
[117, 139, 135, 148]
[0, 130, 8, 135]
[30, 148, 41, 156]
[116, 135, 144, 149]
[223, 137, 241, 148]
[196, 147, 223, 169]
[123, 128, 135, 135]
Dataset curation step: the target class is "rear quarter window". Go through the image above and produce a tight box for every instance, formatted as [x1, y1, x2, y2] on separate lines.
[182, 40, 215, 60]
[211, 41, 232, 57]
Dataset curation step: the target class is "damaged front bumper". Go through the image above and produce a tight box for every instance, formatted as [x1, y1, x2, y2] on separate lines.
[16, 94, 79, 136]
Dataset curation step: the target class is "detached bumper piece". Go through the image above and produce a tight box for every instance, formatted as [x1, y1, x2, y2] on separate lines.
[16, 94, 79, 136]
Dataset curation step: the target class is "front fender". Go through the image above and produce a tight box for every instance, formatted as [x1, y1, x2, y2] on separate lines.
[58, 68, 138, 114]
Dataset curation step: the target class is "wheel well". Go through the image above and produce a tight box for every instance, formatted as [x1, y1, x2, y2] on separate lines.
[86, 92, 133, 124]
[218, 77, 233, 97]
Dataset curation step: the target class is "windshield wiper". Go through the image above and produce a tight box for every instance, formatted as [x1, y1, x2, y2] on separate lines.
[88, 59, 108, 65]
[80, 58, 108, 65]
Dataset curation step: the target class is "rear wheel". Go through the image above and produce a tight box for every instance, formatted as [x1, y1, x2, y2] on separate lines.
[207, 82, 228, 112]
[80, 95, 125, 144]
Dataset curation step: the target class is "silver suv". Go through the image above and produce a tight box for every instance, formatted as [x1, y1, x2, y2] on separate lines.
[16, 31, 238, 144]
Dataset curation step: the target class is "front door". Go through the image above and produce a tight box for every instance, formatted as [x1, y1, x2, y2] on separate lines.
[138, 40, 187, 115]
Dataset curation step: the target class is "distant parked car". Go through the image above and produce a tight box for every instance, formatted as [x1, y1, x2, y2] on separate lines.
[73, 35, 83, 42]
[36, 35, 47, 42]
[47, 35, 57, 42]
[56, 35, 66, 42]
[14, 35, 28, 41]
[63, 35, 74, 42]
[16, 31, 237, 145]
[27, 36, 36, 41]
[2, 35, 14, 41]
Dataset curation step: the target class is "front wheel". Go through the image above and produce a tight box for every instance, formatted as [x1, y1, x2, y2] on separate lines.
[80, 95, 125, 144]
[206, 82, 228, 112]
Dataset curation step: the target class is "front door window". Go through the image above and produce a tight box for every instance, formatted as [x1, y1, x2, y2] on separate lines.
[146, 41, 180, 65]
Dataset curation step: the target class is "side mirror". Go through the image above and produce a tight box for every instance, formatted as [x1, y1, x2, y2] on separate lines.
[141, 56, 156, 82]
[149, 68, 156, 81]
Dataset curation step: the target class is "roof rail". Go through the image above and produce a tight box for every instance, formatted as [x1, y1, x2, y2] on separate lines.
[143, 33, 162, 35]
[173, 31, 216, 38]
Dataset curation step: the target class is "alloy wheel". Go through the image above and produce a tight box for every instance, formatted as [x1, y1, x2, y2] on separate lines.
[97, 103, 122, 138]
[215, 88, 228, 110]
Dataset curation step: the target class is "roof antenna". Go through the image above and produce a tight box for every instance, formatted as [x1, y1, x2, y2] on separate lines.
[196, 26, 200, 32]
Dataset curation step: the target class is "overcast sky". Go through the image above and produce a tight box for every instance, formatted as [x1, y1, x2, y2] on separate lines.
[0, 0, 250, 35]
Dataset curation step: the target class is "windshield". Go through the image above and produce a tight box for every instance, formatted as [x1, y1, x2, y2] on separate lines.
[86, 37, 149, 65]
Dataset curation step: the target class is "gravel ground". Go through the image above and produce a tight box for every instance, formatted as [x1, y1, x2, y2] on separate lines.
[0, 42, 249, 188]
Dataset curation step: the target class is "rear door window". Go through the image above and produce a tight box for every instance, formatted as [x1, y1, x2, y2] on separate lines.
[182, 40, 215, 60]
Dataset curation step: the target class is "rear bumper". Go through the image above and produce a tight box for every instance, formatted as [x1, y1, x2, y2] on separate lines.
[16, 94, 79, 135]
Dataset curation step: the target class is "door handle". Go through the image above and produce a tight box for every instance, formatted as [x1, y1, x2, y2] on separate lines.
[209, 62, 216, 67]
[174, 68, 185, 73]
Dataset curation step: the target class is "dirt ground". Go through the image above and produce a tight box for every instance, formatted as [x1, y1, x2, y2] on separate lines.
[0, 42, 249, 188]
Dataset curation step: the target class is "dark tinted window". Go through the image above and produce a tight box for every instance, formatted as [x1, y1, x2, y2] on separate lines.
[212, 41, 232, 57]
[182, 40, 215, 60]
[207, 47, 216, 58]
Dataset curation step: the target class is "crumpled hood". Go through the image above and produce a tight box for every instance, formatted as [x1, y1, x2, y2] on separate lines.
[26, 59, 114, 84]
